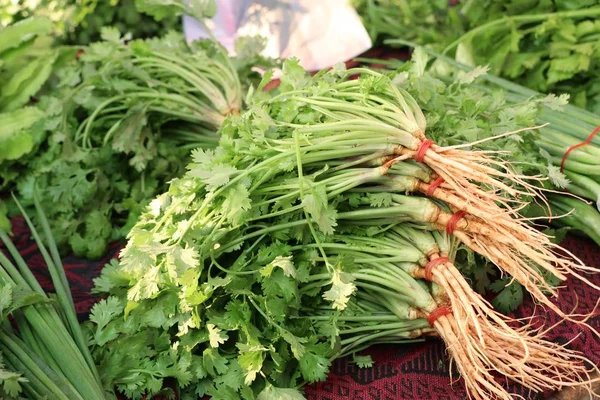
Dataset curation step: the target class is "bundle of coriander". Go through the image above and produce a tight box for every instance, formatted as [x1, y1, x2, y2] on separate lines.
[0, 15, 273, 259]
[383, 41, 600, 246]
[85, 57, 599, 400]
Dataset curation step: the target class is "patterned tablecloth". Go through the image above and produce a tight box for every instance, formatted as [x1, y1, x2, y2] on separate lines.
[6, 213, 600, 400]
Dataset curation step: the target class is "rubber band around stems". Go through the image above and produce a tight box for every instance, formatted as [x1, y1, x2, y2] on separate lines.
[560, 125, 600, 173]
[424, 257, 451, 281]
[425, 177, 445, 197]
[446, 210, 467, 234]
[415, 139, 434, 163]
[427, 306, 453, 326]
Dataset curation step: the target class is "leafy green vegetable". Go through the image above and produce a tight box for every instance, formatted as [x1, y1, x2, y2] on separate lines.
[400, 43, 600, 246]
[1, 0, 181, 45]
[86, 56, 551, 398]
[354, 0, 600, 113]
[0, 19, 273, 258]
[0, 108, 44, 162]
[0, 16, 52, 53]
[0, 353, 27, 398]
[353, 354, 374, 368]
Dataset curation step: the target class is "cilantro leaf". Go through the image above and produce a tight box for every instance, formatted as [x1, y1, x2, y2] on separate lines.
[353, 354, 374, 368]
[257, 384, 306, 400]
[490, 278, 524, 314]
[207, 323, 228, 348]
[323, 270, 356, 311]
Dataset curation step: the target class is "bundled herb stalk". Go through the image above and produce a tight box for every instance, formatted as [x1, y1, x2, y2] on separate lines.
[0, 194, 109, 399]
[1, 17, 271, 258]
[393, 42, 600, 246]
[256, 55, 597, 320]
[87, 58, 598, 400]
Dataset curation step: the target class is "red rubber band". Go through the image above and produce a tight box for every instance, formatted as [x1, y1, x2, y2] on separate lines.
[446, 210, 467, 234]
[425, 177, 445, 197]
[415, 139, 434, 163]
[427, 306, 452, 327]
[560, 125, 600, 173]
[424, 257, 450, 281]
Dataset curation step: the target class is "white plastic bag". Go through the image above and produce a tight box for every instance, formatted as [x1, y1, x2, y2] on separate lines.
[183, 0, 372, 71]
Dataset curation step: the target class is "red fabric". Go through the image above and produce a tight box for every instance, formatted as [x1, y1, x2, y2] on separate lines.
[5, 216, 600, 400]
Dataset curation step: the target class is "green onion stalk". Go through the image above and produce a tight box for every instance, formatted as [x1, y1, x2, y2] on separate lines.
[0, 193, 110, 399]
[88, 61, 598, 399]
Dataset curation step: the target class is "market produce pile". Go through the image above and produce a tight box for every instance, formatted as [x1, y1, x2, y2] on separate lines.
[0, 196, 106, 399]
[0, 11, 272, 258]
[353, 0, 600, 113]
[85, 57, 600, 400]
[2, 1, 600, 400]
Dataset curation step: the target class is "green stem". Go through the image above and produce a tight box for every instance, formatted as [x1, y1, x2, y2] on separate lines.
[441, 7, 600, 55]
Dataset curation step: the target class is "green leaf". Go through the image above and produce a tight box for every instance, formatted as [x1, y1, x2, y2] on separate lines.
[188, 161, 237, 190]
[8, 287, 49, 314]
[214, 359, 244, 391]
[0, 107, 44, 161]
[410, 47, 429, 77]
[237, 344, 266, 385]
[298, 342, 330, 382]
[0, 17, 52, 55]
[279, 59, 309, 90]
[100, 27, 123, 43]
[547, 164, 570, 189]
[257, 384, 306, 400]
[0, 286, 13, 319]
[323, 270, 356, 311]
[135, 0, 216, 22]
[203, 348, 229, 377]
[280, 330, 306, 360]
[302, 182, 337, 235]
[270, 256, 296, 279]
[353, 354, 374, 368]
[261, 269, 298, 303]
[1, 54, 57, 111]
[189, 0, 217, 18]
[0, 364, 26, 398]
[368, 193, 393, 208]
[490, 278, 523, 314]
[207, 323, 228, 348]
[221, 184, 251, 225]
